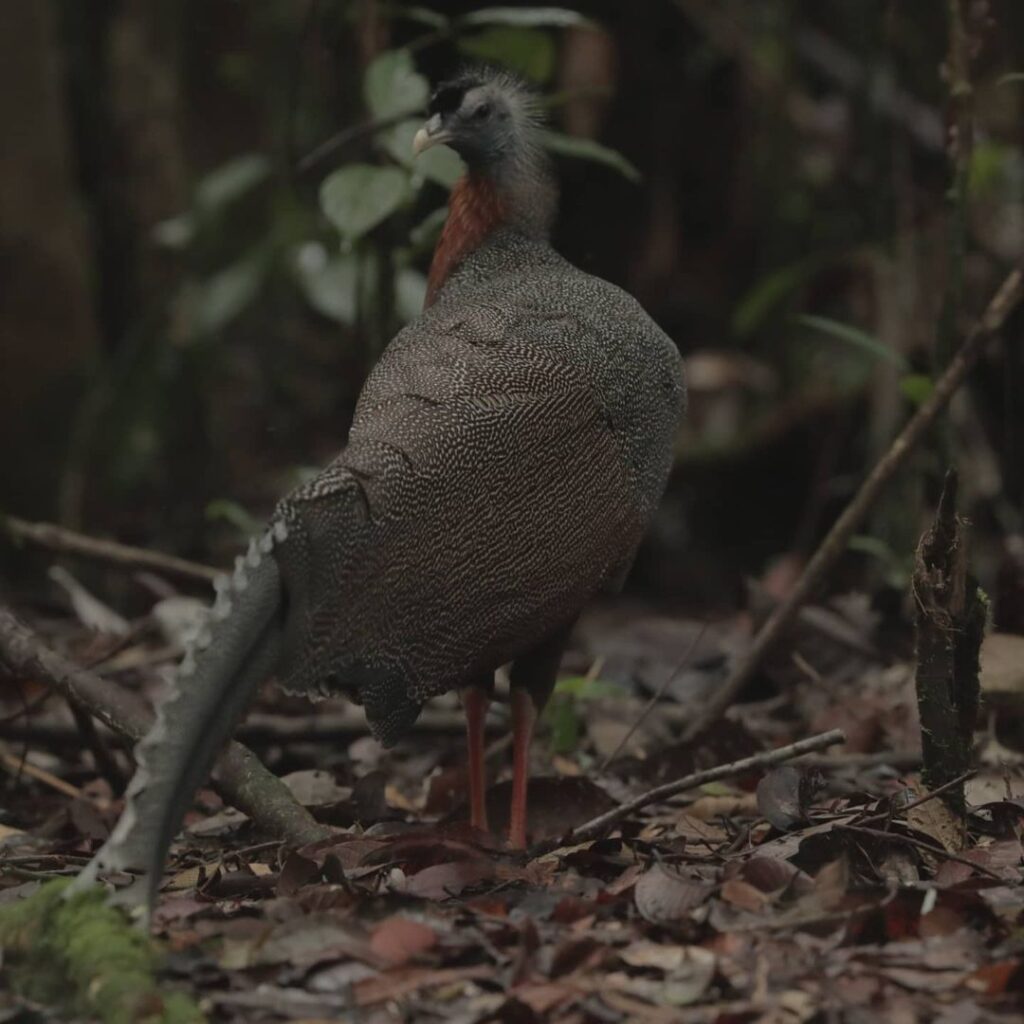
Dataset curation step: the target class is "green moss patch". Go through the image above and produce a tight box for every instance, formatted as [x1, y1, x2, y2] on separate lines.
[0, 879, 204, 1023]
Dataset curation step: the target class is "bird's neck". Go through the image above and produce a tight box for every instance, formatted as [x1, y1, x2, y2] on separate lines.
[425, 165, 557, 308]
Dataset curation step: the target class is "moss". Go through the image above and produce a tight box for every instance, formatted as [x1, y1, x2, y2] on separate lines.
[0, 879, 204, 1023]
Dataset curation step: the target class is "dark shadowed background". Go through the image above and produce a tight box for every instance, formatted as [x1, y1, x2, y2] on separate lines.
[2, 0, 1023, 626]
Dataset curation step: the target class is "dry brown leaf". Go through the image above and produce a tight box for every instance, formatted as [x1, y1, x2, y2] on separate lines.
[634, 863, 715, 924]
[353, 965, 492, 1007]
[675, 812, 729, 845]
[687, 792, 758, 820]
[397, 859, 495, 900]
[907, 796, 965, 853]
[721, 878, 771, 912]
[369, 915, 438, 966]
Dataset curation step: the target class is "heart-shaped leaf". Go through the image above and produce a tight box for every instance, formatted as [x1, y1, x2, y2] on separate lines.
[320, 165, 408, 242]
[458, 26, 556, 83]
[364, 49, 429, 119]
[461, 7, 593, 29]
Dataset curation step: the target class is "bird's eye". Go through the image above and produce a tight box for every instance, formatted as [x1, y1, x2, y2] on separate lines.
[473, 103, 491, 120]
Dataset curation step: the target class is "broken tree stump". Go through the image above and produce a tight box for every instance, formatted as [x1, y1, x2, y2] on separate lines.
[912, 469, 986, 811]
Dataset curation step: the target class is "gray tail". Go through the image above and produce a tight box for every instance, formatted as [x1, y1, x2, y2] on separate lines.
[69, 529, 286, 919]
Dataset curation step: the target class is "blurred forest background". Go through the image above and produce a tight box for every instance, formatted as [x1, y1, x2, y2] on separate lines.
[2, 0, 1023, 625]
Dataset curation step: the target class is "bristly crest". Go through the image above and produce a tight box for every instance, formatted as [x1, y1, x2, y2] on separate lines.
[427, 65, 544, 134]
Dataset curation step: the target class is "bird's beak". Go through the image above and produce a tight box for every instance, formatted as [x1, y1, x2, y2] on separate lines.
[413, 114, 451, 157]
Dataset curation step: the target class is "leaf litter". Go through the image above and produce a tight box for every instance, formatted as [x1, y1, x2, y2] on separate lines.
[3, 601, 1024, 1022]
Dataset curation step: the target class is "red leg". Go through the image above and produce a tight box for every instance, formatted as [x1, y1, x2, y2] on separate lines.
[509, 686, 537, 849]
[460, 687, 490, 833]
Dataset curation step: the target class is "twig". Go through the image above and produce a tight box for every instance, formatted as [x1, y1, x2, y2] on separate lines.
[891, 769, 976, 817]
[0, 750, 85, 802]
[68, 703, 126, 793]
[0, 605, 328, 848]
[600, 622, 708, 770]
[835, 824, 1001, 881]
[793, 750, 921, 771]
[681, 268, 1024, 743]
[529, 728, 845, 856]
[295, 111, 410, 174]
[2, 516, 220, 584]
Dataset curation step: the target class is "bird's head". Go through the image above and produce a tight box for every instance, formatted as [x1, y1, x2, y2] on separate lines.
[413, 68, 542, 174]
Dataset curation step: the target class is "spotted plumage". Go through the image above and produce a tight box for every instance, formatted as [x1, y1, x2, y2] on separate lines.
[74, 66, 684, 908]
[273, 229, 683, 745]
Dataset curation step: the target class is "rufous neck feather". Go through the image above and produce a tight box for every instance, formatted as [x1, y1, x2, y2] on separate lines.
[425, 174, 507, 307]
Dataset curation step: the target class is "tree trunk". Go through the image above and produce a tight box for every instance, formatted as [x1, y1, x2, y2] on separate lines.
[0, 0, 98, 518]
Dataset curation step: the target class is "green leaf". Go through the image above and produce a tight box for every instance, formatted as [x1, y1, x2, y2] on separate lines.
[320, 165, 409, 242]
[205, 499, 262, 538]
[998, 72, 1024, 87]
[383, 120, 464, 187]
[542, 693, 581, 754]
[968, 141, 1011, 198]
[461, 7, 593, 28]
[296, 252, 358, 325]
[152, 213, 195, 250]
[395, 5, 450, 29]
[732, 260, 815, 337]
[900, 373, 934, 407]
[540, 130, 641, 182]
[553, 675, 627, 700]
[458, 27, 556, 83]
[195, 257, 266, 334]
[798, 314, 908, 370]
[196, 154, 271, 214]
[395, 267, 428, 322]
[363, 49, 429, 119]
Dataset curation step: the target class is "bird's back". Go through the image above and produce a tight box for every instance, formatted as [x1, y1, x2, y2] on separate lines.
[273, 230, 683, 744]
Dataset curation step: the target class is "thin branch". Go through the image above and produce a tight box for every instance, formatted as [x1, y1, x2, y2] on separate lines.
[2, 516, 220, 584]
[859, 769, 976, 826]
[0, 605, 328, 848]
[68, 703, 127, 793]
[836, 824, 1001, 881]
[529, 728, 846, 857]
[682, 268, 1024, 743]
[0, 750, 84, 801]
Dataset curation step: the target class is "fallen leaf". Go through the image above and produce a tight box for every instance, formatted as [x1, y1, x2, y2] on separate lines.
[757, 766, 817, 831]
[687, 792, 758, 820]
[398, 859, 495, 900]
[907, 796, 964, 853]
[353, 965, 492, 1007]
[721, 878, 770, 912]
[634, 863, 715, 924]
[369, 915, 438, 966]
[282, 769, 351, 806]
[619, 942, 692, 971]
[675, 813, 729, 845]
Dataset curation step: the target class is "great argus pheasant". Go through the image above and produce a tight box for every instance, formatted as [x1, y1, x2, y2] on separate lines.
[72, 68, 685, 914]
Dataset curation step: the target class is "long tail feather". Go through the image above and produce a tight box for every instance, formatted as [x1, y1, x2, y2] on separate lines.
[70, 528, 286, 919]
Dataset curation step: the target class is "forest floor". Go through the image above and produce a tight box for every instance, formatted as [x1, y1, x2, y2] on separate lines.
[2, 577, 1024, 1023]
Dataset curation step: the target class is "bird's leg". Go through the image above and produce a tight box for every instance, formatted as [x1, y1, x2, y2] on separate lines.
[507, 620, 575, 849]
[460, 678, 493, 833]
[508, 686, 538, 849]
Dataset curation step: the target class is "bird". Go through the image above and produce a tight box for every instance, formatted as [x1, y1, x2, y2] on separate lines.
[72, 66, 685, 911]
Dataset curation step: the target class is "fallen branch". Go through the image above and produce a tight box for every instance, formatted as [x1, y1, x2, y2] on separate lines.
[2, 516, 220, 584]
[682, 268, 1024, 743]
[836, 824, 1000, 881]
[0, 605, 328, 849]
[859, 769, 976, 826]
[530, 727, 845, 856]
[0, 708, 483, 748]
